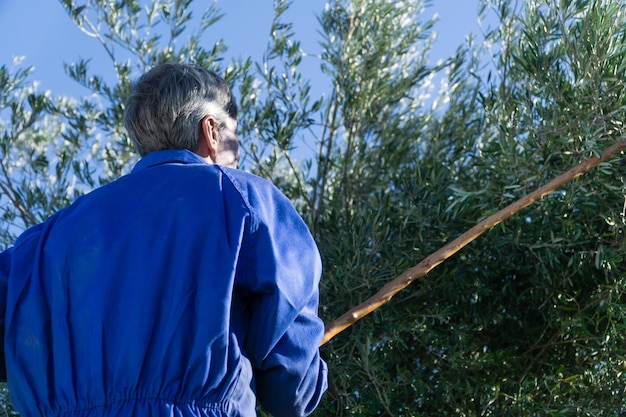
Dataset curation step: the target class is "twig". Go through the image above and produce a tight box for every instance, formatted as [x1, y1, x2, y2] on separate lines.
[321, 139, 626, 346]
[0, 161, 39, 227]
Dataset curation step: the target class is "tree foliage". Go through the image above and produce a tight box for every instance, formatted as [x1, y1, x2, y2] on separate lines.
[1, 0, 625, 415]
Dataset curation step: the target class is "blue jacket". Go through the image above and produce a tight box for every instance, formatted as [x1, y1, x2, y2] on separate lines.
[0, 150, 328, 416]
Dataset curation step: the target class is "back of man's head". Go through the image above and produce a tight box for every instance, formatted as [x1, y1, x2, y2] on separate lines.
[124, 63, 238, 156]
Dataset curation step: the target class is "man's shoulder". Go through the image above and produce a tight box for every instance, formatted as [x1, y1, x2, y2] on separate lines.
[218, 167, 307, 230]
[12, 213, 60, 252]
[218, 166, 271, 186]
[218, 166, 292, 207]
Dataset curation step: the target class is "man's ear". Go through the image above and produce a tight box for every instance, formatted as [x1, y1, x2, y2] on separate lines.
[197, 116, 220, 162]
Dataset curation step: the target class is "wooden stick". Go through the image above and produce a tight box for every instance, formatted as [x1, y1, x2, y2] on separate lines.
[321, 139, 626, 346]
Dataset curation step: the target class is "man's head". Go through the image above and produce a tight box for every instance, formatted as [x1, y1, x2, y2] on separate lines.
[124, 63, 239, 167]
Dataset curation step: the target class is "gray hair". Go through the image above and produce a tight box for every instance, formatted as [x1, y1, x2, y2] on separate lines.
[124, 63, 238, 156]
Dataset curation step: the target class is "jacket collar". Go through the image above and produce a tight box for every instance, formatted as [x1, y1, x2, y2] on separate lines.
[131, 150, 208, 174]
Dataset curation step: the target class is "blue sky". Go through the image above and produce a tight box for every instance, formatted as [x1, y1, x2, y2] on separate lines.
[0, 1, 482, 97]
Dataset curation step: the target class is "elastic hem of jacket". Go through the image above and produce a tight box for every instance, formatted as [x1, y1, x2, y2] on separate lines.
[44, 396, 231, 417]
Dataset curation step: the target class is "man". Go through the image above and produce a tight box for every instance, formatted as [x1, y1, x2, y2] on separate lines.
[0, 63, 327, 416]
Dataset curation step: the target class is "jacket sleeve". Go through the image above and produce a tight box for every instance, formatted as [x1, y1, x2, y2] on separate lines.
[0, 247, 12, 382]
[242, 180, 328, 417]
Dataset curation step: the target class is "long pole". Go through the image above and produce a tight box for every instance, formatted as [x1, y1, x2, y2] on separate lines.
[321, 139, 626, 346]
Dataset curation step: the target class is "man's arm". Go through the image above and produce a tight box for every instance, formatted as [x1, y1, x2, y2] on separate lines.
[242, 180, 328, 417]
[0, 247, 12, 382]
